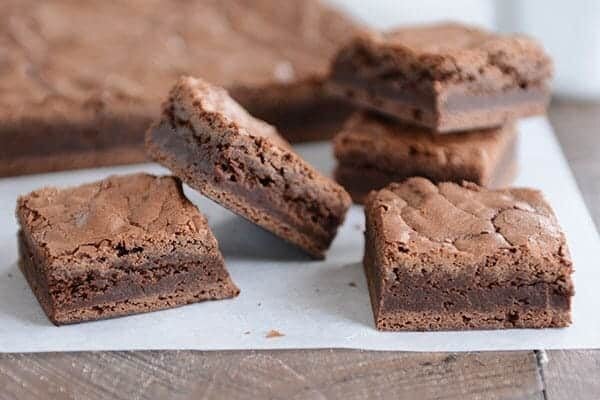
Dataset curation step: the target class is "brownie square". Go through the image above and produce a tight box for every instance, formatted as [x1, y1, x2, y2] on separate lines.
[328, 23, 552, 132]
[1, 0, 362, 177]
[16, 173, 239, 325]
[364, 178, 574, 331]
[146, 77, 351, 258]
[333, 113, 517, 203]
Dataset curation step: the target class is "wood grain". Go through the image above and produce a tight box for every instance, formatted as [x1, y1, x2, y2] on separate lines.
[548, 99, 600, 226]
[0, 351, 544, 400]
[1, 100, 599, 399]
[544, 100, 600, 400]
[543, 350, 600, 400]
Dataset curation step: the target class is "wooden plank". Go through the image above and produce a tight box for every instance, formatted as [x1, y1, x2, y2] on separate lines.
[542, 350, 600, 400]
[543, 101, 600, 400]
[548, 99, 600, 226]
[0, 350, 544, 400]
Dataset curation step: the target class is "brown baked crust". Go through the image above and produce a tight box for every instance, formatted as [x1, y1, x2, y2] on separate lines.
[333, 112, 518, 202]
[328, 23, 552, 132]
[16, 173, 239, 325]
[146, 77, 351, 258]
[363, 177, 574, 331]
[0, 0, 363, 177]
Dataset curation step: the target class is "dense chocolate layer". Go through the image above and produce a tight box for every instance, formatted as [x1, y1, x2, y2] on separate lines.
[0, 117, 148, 177]
[19, 231, 238, 325]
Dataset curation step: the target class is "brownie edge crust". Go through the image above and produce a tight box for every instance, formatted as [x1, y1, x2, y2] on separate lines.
[16, 173, 239, 325]
[363, 178, 574, 331]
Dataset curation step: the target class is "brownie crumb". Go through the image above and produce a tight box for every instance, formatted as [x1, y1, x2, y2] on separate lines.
[348, 282, 357, 287]
[266, 330, 285, 339]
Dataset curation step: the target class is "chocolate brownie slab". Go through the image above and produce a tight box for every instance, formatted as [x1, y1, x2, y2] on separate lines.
[329, 23, 552, 132]
[1, 0, 362, 177]
[333, 113, 517, 203]
[16, 173, 239, 325]
[364, 177, 574, 331]
[146, 77, 351, 258]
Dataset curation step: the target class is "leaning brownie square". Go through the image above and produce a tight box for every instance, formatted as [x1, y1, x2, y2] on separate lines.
[363, 177, 574, 331]
[16, 173, 239, 325]
[328, 23, 552, 132]
[333, 112, 517, 203]
[146, 76, 351, 258]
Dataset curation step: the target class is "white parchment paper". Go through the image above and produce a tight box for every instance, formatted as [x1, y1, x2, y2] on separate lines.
[0, 117, 598, 353]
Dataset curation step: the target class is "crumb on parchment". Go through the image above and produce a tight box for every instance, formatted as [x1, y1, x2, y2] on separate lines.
[266, 330, 284, 339]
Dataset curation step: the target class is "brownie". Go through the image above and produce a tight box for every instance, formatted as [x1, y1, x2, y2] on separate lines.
[328, 23, 553, 132]
[146, 77, 352, 258]
[0, 0, 362, 177]
[16, 173, 239, 325]
[333, 113, 518, 203]
[364, 177, 574, 331]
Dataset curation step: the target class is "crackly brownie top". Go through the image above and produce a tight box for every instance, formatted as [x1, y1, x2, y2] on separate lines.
[365, 177, 571, 265]
[1, 0, 362, 120]
[17, 173, 211, 259]
[333, 22, 552, 88]
[164, 76, 291, 150]
[334, 112, 515, 171]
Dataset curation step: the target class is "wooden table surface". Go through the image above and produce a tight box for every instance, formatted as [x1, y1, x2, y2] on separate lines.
[1, 100, 599, 400]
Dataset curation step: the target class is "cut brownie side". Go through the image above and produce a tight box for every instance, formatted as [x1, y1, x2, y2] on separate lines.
[146, 77, 351, 259]
[328, 23, 552, 132]
[1, 115, 149, 177]
[364, 177, 574, 331]
[333, 113, 517, 203]
[16, 173, 239, 325]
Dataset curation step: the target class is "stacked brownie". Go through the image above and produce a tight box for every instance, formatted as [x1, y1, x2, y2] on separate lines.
[329, 23, 553, 203]
[326, 23, 574, 331]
